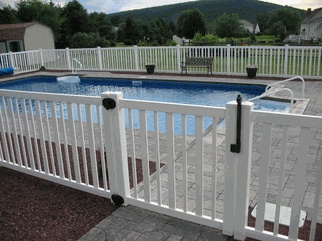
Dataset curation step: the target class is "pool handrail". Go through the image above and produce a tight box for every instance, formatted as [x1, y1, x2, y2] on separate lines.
[248, 88, 294, 113]
[265, 76, 305, 99]
[72, 58, 83, 74]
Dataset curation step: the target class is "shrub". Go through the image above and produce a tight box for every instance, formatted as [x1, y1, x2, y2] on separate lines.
[123, 39, 134, 46]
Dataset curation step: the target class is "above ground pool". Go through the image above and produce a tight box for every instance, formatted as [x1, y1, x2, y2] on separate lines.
[0, 76, 291, 134]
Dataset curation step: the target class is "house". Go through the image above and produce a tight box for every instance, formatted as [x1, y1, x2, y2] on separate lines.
[240, 20, 260, 34]
[172, 35, 187, 45]
[0, 22, 55, 54]
[300, 8, 322, 41]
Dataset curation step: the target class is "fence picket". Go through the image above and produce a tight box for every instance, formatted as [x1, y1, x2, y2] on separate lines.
[85, 104, 99, 188]
[182, 114, 188, 212]
[289, 127, 311, 239]
[35, 100, 49, 174]
[67, 102, 81, 183]
[77, 104, 89, 185]
[139, 109, 151, 203]
[50, 101, 65, 178]
[273, 126, 288, 235]
[128, 108, 138, 198]
[154, 111, 162, 205]
[59, 102, 71, 180]
[8, 97, 22, 166]
[195, 115, 204, 216]
[255, 123, 272, 232]
[211, 118, 218, 220]
[166, 112, 176, 209]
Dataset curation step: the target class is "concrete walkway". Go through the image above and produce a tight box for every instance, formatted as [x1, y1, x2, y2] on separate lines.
[76, 73, 321, 241]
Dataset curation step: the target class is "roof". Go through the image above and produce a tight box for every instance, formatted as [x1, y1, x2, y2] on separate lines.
[301, 8, 322, 24]
[240, 20, 254, 27]
[0, 22, 38, 41]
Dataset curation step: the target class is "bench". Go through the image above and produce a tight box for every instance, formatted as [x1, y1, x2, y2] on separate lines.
[181, 57, 213, 75]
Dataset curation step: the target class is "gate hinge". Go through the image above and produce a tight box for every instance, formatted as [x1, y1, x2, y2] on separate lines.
[102, 98, 116, 110]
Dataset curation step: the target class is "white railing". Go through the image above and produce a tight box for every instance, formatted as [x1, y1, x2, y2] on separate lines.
[1, 45, 321, 79]
[72, 58, 83, 74]
[265, 76, 306, 99]
[0, 88, 321, 241]
[248, 88, 294, 112]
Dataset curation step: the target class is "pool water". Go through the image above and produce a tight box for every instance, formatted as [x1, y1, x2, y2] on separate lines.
[0, 76, 290, 134]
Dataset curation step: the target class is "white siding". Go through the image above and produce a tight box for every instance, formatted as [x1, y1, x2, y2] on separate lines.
[24, 23, 55, 51]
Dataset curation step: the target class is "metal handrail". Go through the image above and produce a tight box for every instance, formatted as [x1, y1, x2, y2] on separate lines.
[248, 88, 294, 113]
[265, 76, 305, 99]
[72, 58, 83, 74]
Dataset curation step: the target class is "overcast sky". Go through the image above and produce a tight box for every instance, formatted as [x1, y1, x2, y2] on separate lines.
[0, 0, 321, 14]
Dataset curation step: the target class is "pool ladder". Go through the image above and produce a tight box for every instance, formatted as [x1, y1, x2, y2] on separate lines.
[71, 58, 83, 74]
[248, 76, 306, 113]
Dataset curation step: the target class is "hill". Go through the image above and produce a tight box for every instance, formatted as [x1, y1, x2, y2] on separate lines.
[107, 0, 305, 25]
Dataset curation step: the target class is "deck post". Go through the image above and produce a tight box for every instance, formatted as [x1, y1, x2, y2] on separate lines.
[97, 46, 103, 70]
[133, 45, 139, 71]
[226, 44, 231, 75]
[101, 91, 130, 206]
[66, 47, 71, 70]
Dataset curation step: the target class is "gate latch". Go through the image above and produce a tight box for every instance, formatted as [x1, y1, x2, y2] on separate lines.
[230, 94, 242, 153]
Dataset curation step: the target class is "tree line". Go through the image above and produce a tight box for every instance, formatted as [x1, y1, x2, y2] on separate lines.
[0, 0, 303, 48]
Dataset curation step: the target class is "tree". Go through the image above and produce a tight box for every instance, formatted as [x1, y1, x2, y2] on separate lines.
[61, 0, 89, 47]
[256, 12, 271, 33]
[268, 7, 301, 34]
[215, 13, 244, 38]
[0, 6, 19, 24]
[122, 17, 141, 45]
[269, 21, 286, 40]
[88, 12, 115, 40]
[177, 8, 206, 39]
[69, 32, 110, 48]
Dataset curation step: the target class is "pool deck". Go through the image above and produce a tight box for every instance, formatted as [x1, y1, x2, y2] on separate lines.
[1, 71, 321, 241]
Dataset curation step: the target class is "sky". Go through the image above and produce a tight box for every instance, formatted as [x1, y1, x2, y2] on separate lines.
[0, 0, 321, 14]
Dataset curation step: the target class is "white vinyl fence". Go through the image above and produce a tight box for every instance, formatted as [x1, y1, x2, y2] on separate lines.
[0, 45, 321, 78]
[0, 87, 321, 240]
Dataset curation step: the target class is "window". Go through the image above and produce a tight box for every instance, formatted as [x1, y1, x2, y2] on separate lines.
[9, 41, 21, 52]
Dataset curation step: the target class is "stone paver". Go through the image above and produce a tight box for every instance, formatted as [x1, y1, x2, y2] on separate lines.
[78, 205, 230, 241]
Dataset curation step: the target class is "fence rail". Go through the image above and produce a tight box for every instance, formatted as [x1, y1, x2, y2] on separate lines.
[1, 45, 321, 78]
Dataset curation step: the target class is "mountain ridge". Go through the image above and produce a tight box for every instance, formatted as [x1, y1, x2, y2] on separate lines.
[107, 0, 305, 25]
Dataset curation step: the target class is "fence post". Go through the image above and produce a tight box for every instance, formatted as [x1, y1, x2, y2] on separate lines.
[9, 51, 15, 69]
[66, 47, 71, 70]
[97, 46, 103, 70]
[223, 99, 254, 238]
[284, 44, 289, 76]
[133, 45, 139, 71]
[176, 45, 181, 72]
[227, 44, 231, 75]
[101, 91, 130, 206]
[223, 99, 238, 236]
[39, 49, 44, 66]
[233, 101, 254, 240]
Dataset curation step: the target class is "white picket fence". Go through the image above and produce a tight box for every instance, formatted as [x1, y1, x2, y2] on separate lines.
[0, 45, 321, 78]
[0, 86, 321, 240]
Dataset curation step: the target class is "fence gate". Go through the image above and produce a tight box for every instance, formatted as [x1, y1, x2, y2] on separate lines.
[102, 92, 322, 241]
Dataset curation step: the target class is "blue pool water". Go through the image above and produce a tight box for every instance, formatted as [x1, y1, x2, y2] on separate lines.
[0, 76, 290, 134]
